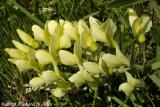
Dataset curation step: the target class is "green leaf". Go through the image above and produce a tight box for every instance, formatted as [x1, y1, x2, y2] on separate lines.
[0, 88, 17, 102]
[152, 62, 160, 70]
[130, 94, 142, 107]
[7, 0, 44, 27]
[150, 26, 160, 45]
[150, 26, 160, 63]
[107, 0, 145, 8]
[156, 45, 160, 62]
[149, 71, 160, 87]
[111, 96, 129, 107]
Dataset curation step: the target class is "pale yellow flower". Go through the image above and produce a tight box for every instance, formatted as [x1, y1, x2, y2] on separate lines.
[8, 59, 32, 71]
[119, 72, 145, 96]
[12, 40, 31, 53]
[58, 50, 79, 65]
[51, 88, 65, 97]
[102, 46, 130, 68]
[128, 8, 152, 43]
[35, 50, 52, 65]
[29, 77, 45, 88]
[5, 48, 27, 59]
[83, 61, 103, 75]
[17, 29, 39, 48]
[69, 70, 93, 87]
[42, 70, 59, 85]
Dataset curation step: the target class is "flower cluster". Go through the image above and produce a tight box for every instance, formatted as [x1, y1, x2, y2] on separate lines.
[5, 9, 150, 97]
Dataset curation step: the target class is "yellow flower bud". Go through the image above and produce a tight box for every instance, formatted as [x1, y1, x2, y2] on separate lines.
[42, 70, 59, 85]
[5, 48, 27, 59]
[29, 77, 45, 88]
[51, 88, 65, 97]
[35, 50, 52, 65]
[8, 59, 32, 71]
[32, 25, 44, 41]
[59, 50, 79, 65]
[17, 29, 39, 48]
[12, 40, 31, 53]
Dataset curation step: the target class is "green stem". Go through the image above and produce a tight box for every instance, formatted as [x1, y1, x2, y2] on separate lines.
[142, 43, 146, 74]
[156, 45, 160, 62]
[51, 96, 59, 107]
[83, 11, 100, 19]
[32, 0, 39, 16]
[145, 93, 155, 107]
[111, 96, 129, 107]
[92, 88, 98, 107]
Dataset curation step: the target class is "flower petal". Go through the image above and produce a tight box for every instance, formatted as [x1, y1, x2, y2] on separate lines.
[89, 16, 107, 43]
[5, 48, 27, 59]
[59, 50, 79, 65]
[29, 77, 45, 88]
[32, 25, 44, 41]
[60, 35, 71, 48]
[128, 8, 138, 27]
[102, 53, 120, 68]
[8, 59, 32, 71]
[140, 14, 152, 33]
[116, 46, 130, 66]
[83, 62, 102, 74]
[119, 82, 134, 96]
[12, 40, 31, 53]
[63, 21, 78, 41]
[48, 20, 59, 36]
[52, 88, 65, 97]
[68, 71, 87, 87]
[35, 50, 52, 65]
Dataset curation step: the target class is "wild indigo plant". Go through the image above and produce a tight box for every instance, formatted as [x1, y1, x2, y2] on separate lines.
[5, 9, 152, 98]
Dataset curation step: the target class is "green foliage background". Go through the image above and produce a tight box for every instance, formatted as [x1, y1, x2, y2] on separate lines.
[0, 0, 160, 106]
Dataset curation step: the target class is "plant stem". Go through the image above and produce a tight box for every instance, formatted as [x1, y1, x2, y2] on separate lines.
[142, 43, 146, 74]
[92, 88, 98, 107]
[146, 93, 155, 107]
